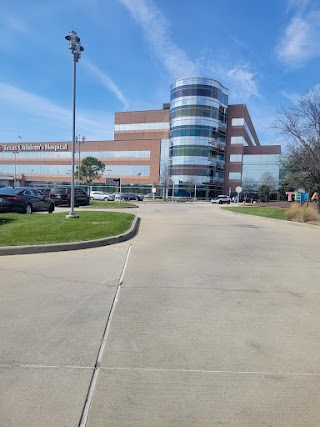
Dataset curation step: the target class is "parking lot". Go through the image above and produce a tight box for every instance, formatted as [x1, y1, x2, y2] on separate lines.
[1, 202, 320, 426]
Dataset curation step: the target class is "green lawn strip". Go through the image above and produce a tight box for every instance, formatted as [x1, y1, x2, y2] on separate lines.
[0, 211, 135, 246]
[85, 201, 137, 208]
[223, 206, 287, 220]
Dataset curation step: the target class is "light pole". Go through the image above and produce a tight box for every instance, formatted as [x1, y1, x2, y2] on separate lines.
[65, 30, 84, 219]
[76, 134, 86, 185]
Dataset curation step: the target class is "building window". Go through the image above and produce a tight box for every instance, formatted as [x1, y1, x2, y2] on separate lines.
[229, 172, 241, 180]
[231, 118, 244, 126]
[114, 123, 169, 131]
[230, 136, 247, 146]
[230, 155, 242, 162]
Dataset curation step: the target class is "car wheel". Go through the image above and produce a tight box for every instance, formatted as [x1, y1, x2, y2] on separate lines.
[48, 203, 54, 213]
[227, 201, 230, 204]
[25, 204, 32, 214]
[219, 200, 222, 204]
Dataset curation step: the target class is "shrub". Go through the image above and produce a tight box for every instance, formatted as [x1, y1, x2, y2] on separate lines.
[285, 203, 320, 222]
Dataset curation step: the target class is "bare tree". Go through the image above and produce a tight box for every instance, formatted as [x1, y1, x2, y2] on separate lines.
[274, 85, 320, 209]
[185, 176, 197, 197]
[159, 161, 171, 200]
[242, 178, 257, 200]
[261, 172, 277, 191]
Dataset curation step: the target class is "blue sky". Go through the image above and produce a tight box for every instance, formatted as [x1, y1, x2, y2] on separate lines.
[1, 0, 320, 145]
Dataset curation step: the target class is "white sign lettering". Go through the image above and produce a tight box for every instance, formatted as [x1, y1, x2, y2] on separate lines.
[0, 143, 69, 152]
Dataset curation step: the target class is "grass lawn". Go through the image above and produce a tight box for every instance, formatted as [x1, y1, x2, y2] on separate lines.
[0, 211, 135, 246]
[223, 206, 287, 220]
[86, 200, 137, 208]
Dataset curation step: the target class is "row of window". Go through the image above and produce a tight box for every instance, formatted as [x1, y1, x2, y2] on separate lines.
[170, 96, 223, 110]
[170, 85, 228, 104]
[170, 105, 227, 123]
[170, 165, 210, 177]
[171, 145, 211, 157]
[230, 136, 248, 146]
[171, 157, 211, 166]
[170, 125, 226, 139]
[114, 123, 169, 131]
[231, 118, 256, 146]
[0, 150, 151, 159]
[242, 169, 279, 186]
[170, 145, 226, 161]
[229, 172, 241, 180]
[170, 165, 225, 178]
[0, 164, 150, 176]
[242, 154, 280, 164]
[230, 155, 242, 162]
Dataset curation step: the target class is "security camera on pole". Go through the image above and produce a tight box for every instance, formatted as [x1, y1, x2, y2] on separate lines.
[65, 30, 84, 219]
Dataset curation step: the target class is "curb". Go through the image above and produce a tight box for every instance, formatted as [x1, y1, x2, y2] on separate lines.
[0, 216, 140, 256]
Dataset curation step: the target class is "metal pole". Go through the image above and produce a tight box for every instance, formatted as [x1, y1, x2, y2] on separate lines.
[14, 152, 17, 187]
[65, 30, 83, 218]
[172, 181, 175, 202]
[68, 59, 77, 217]
[78, 135, 81, 185]
[194, 184, 197, 202]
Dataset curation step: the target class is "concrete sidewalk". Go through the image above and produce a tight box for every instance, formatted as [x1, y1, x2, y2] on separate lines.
[1, 203, 320, 426]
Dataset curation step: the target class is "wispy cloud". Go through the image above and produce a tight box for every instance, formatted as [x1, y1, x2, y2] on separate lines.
[0, 82, 114, 141]
[119, 0, 259, 101]
[83, 59, 130, 110]
[118, 0, 198, 78]
[280, 90, 301, 103]
[276, 5, 320, 67]
[286, 0, 310, 13]
[1, 14, 29, 34]
[227, 67, 259, 99]
[0, 14, 30, 50]
[197, 55, 259, 101]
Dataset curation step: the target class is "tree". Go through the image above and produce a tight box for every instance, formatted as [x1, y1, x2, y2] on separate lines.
[159, 160, 171, 200]
[280, 155, 315, 195]
[242, 178, 257, 200]
[274, 85, 320, 210]
[76, 157, 105, 184]
[258, 184, 271, 202]
[185, 176, 197, 198]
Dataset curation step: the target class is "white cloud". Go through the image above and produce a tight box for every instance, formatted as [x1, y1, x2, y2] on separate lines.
[0, 82, 114, 141]
[227, 67, 259, 100]
[286, 0, 310, 13]
[83, 59, 130, 110]
[276, 10, 320, 67]
[118, 0, 198, 78]
[197, 55, 259, 102]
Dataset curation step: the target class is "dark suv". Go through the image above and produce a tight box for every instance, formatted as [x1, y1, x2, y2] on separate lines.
[49, 186, 90, 207]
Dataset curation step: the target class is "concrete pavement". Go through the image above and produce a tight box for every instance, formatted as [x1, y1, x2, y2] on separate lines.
[1, 203, 320, 426]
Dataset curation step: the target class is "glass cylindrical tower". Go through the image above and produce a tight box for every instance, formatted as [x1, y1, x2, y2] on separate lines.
[170, 77, 228, 195]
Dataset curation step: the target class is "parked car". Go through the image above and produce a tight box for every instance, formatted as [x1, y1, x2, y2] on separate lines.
[0, 187, 55, 214]
[211, 195, 231, 204]
[114, 193, 143, 201]
[37, 188, 52, 197]
[105, 193, 115, 201]
[144, 193, 162, 199]
[90, 191, 111, 201]
[49, 186, 90, 207]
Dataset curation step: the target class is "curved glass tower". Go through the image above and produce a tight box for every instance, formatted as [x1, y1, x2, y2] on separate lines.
[170, 77, 228, 194]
